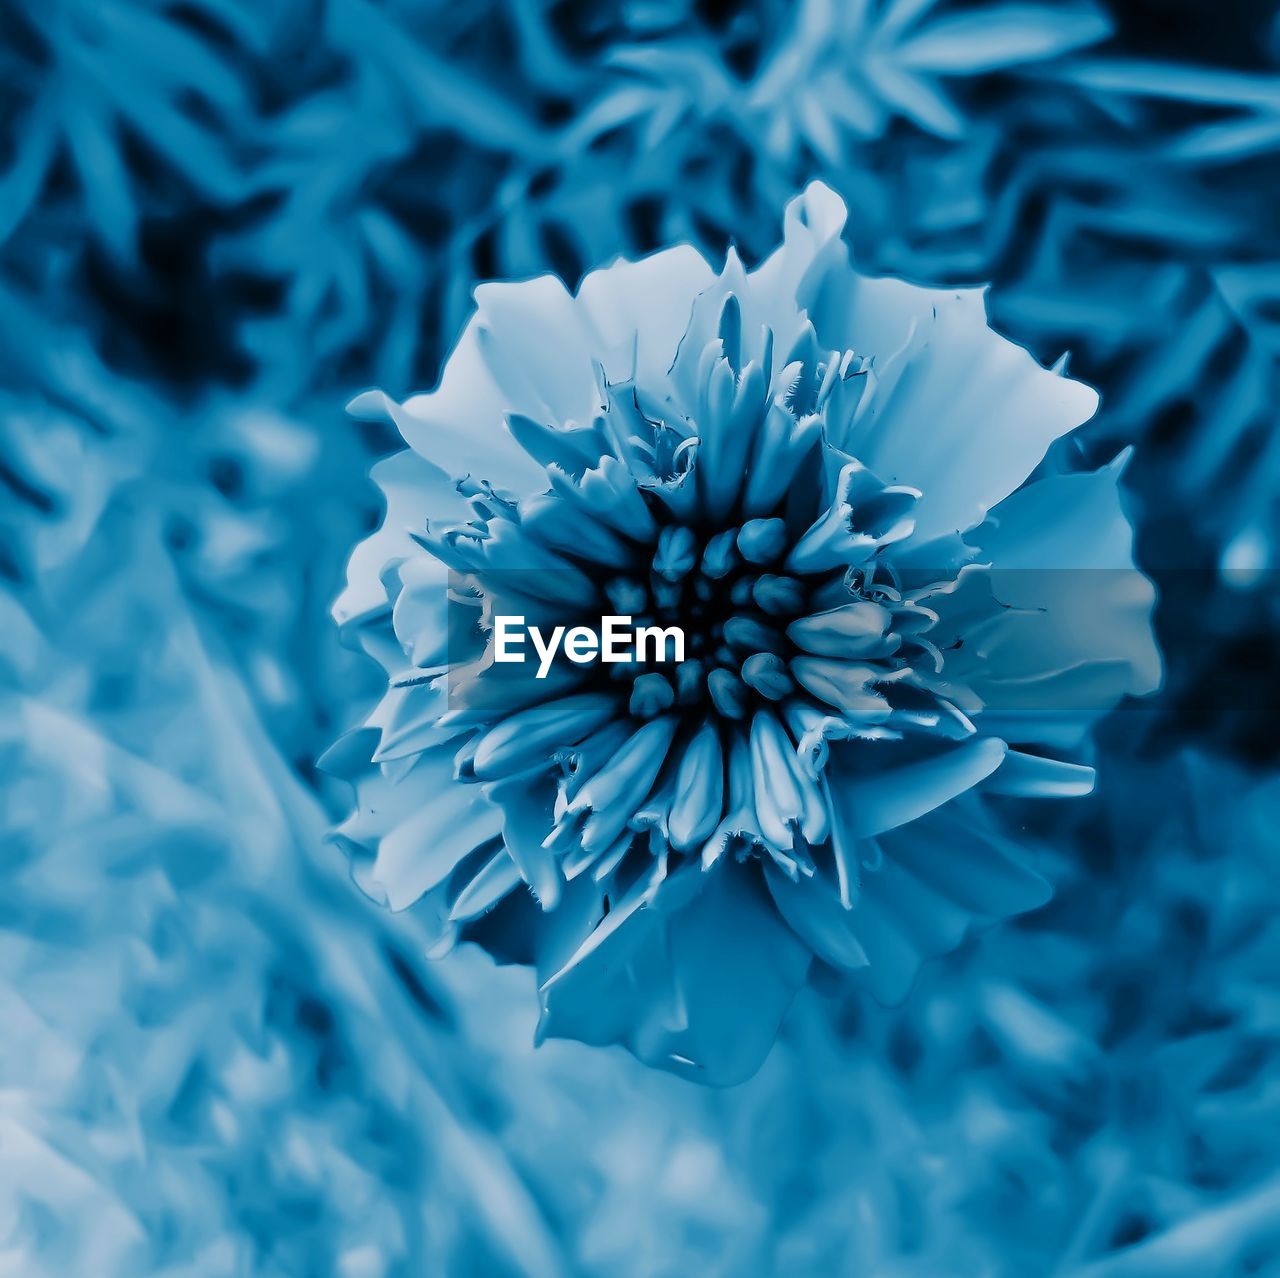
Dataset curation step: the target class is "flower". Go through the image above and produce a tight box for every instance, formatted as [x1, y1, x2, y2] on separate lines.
[329, 182, 1160, 1085]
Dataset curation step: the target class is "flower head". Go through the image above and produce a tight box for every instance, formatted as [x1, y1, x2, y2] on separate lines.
[330, 183, 1160, 1084]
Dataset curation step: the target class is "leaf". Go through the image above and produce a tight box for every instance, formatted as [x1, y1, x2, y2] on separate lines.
[1165, 114, 1280, 164]
[898, 5, 1112, 75]
[1053, 59, 1280, 109]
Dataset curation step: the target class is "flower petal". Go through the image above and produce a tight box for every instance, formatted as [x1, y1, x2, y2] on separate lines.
[338, 745, 504, 912]
[577, 245, 717, 389]
[826, 736, 1008, 838]
[332, 448, 466, 635]
[814, 278, 1099, 542]
[538, 862, 810, 1086]
[763, 862, 870, 972]
[971, 455, 1163, 697]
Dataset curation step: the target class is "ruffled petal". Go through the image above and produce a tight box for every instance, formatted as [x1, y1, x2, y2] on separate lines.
[539, 861, 810, 1086]
[577, 245, 717, 389]
[971, 454, 1163, 698]
[332, 448, 466, 635]
[335, 744, 504, 912]
[816, 285, 1098, 543]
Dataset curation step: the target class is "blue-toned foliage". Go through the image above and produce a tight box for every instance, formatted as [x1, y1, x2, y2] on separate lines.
[3, 0, 1280, 1272]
